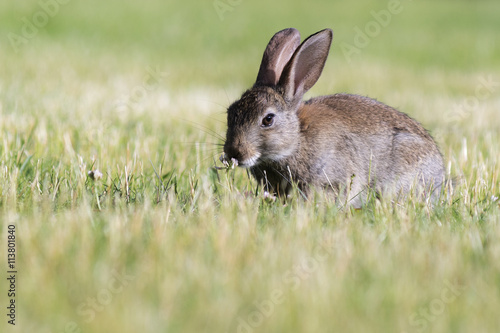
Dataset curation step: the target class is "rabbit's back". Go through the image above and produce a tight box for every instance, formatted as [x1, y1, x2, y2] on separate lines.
[296, 93, 445, 203]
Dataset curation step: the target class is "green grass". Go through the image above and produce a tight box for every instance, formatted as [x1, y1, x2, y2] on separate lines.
[1, 0, 500, 332]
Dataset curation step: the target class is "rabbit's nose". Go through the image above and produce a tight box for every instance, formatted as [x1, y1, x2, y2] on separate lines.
[223, 143, 243, 164]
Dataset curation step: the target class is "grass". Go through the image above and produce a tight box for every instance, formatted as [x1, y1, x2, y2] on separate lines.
[1, 0, 500, 332]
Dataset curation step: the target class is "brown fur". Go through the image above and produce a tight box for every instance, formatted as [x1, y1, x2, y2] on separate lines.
[223, 28, 444, 206]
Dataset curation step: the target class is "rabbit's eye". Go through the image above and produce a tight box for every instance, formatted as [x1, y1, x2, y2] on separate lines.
[261, 113, 275, 128]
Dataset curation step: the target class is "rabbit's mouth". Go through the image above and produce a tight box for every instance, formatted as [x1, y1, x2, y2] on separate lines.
[219, 152, 261, 169]
[238, 153, 261, 168]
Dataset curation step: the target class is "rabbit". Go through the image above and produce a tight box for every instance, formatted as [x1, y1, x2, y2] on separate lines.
[222, 28, 445, 207]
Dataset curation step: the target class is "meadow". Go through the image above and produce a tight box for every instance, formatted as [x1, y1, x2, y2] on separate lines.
[1, 0, 500, 332]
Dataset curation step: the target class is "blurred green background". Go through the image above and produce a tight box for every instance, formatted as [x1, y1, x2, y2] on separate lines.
[3, 0, 499, 84]
[1, 1, 500, 333]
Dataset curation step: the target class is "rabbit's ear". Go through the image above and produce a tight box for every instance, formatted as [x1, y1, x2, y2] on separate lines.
[279, 29, 332, 102]
[255, 28, 301, 86]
